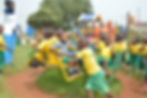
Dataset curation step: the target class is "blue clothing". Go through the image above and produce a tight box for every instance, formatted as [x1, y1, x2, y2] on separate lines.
[53, 41, 75, 56]
[26, 25, 35, 37]
[4, 33, 17, 64]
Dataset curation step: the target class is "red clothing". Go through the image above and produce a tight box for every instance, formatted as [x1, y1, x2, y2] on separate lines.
[94, 26, 101, 39]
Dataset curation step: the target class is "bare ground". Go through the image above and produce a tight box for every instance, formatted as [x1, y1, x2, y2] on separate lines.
[5, 67, 147, 98]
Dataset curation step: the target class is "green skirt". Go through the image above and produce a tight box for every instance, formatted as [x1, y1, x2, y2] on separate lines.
[86, 71, 109, 94]
[109, 52, 124, 71]
[97, 56, 105, 65]
[129, 53, 142, 69]
[143, 56, 147, 76]
[0, 51, 5, 69]
[97, 56, 111, 66]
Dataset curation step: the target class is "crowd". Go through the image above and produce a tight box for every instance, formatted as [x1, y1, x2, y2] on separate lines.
[28, 27, 147, 98]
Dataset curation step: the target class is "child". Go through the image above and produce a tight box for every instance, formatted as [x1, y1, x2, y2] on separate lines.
[141, 38, 147, 87]
[53, 32, 75, 57]
[76, 39, 113, 98]
[111, 34, 127, 70]
[52, 32, 80, 77]
[44, 30, 60, 66]
[34, 29, 59, 67]
[29, 32, 45, 68]
[95, 34, 107, 55]
[96, 34, 112, 70]
[0, 25, 6, 74]
[129, 38, 142, 69]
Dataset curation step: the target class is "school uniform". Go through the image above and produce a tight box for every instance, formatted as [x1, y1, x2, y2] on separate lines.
[77, 48, 109, 93]
[0, 35, 5, 70]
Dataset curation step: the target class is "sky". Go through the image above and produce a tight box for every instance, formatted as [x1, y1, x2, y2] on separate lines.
[0, 0, 147, 30]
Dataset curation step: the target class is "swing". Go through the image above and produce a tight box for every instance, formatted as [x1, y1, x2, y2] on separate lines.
[58, 58, 83, 82]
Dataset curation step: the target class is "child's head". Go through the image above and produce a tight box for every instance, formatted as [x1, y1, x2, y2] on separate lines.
[59, 32, 69, 43]
[100, 34, 110, 45]
[43, 29, 54, 39]
[116, 34, 123, 42]
[78, 38, 88, 49]
[143, 37, 147, 44]
[131, 37, 140, 44]
[54, 29, 63, 38]
[0, 25, 3, 35]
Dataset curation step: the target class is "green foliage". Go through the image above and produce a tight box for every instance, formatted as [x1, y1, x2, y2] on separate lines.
[37, 68, 122, 98]
[28, 0, 92, 29]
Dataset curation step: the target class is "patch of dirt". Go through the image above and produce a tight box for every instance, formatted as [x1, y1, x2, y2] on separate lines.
[5, 66, 147, 98]
[5, 67, 59, 98]
[117, 73, 147, 98]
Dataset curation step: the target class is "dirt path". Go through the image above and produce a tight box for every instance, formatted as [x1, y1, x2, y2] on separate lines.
[117, 73, 147, 98]
[5, 67, 58, 98]
[5, 67, 147, 98]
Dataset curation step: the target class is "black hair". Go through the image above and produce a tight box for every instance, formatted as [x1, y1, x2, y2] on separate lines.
[116, 34, 123, 42]
[43, 29, 54, 39]
[78, 38, 88, 49]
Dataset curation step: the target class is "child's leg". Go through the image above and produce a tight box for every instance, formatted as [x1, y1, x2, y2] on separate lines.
[134, 54, 142, 69]
[112, 52, 123, 70]
[143, 57, 147, 84]
[86, 90, 94, 98]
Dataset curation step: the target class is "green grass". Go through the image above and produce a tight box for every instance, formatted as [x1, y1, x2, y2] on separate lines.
[0, 45, 29, 98]
[37, 68, 122, 98]
[4, 46, 29, 75]
[0, 77, 13, 98]
[0, 45, 122, 98]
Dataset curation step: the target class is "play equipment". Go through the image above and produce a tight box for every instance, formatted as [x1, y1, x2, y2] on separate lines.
[58, 58, 83, 82]
[29, 50, 83, 82]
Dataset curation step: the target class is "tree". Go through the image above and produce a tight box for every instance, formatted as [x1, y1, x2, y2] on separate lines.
[28, 0, 92, 29]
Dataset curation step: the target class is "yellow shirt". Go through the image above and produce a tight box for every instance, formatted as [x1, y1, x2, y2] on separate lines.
[33, 40, 47, 62]
[98, 40, 106, 50]
[38, 36, 59, 52]
[141, 45, 147, 56]
[35, 36, 59, 65]
[100, 46, 112, 59]
[113, 41, 127, 52]
[77, 48, 101, 76]
[40, 36, 59, 66]
[0, 35, 5, 51]
[47, 36, 59, 65]
[130, 43, 142, 54]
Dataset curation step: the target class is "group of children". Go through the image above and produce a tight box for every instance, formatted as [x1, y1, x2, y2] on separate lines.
[129, 38, 147, 85]
[29, 28, 147, 98]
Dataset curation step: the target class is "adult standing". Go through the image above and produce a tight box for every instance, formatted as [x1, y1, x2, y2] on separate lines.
[3, 0, 17, 65]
